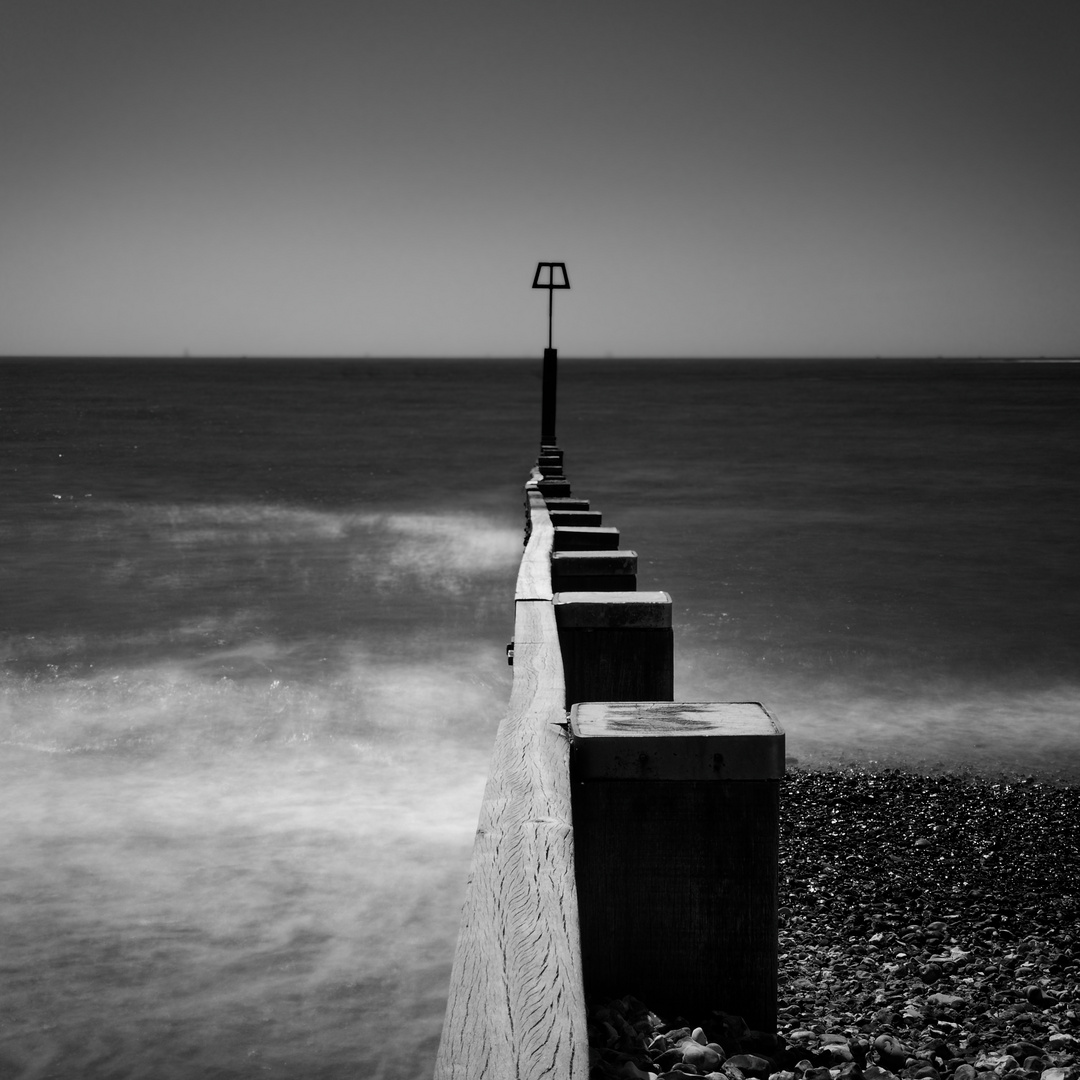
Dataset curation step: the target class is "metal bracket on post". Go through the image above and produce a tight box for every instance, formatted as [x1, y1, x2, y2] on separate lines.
[532, 262, 569, 449]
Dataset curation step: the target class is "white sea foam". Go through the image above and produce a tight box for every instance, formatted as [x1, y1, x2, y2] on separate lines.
[0, 637, 507, 1078]
[109, 501, 522, 560]
[677, 648, 1080, 778]
[64, 501, 526, 604]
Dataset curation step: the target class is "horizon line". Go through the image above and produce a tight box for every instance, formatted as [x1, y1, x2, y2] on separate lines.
[3, 353, 1079, 363]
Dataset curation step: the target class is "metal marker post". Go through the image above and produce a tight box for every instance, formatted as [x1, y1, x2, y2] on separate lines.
[532, 262, 570, 448]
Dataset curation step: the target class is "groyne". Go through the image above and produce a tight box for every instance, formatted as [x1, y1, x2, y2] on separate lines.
[434, 447, 785, 1080]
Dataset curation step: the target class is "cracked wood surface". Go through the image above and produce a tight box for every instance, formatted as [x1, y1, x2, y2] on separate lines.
[516, 481, 555, 602]
[435, 483, 588, 1080]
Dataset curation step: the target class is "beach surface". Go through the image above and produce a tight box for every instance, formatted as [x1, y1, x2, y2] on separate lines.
[588, 767, 1079, 1080]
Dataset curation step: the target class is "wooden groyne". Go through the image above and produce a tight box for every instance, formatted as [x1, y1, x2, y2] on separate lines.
[435, 446, 785, 1080]
[434, 462, 585, 1080]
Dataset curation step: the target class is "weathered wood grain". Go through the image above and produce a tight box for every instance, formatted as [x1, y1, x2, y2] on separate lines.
[568, 702, 783, 1028]
[554, 592, 674, 707]
[516, 486, 554, 601]
[572, 776, 780, 1030]
[435, 483, 588, 1080]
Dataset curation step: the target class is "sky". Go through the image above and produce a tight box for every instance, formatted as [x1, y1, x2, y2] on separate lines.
[1, 0, 1078, 359]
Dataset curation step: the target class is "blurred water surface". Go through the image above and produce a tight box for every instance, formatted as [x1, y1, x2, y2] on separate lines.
[1, 357, 1078, 1078]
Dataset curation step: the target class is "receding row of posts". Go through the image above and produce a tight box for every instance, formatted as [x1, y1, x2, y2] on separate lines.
[435, 274, 784, 1077]
[537, 437, 785, 1034]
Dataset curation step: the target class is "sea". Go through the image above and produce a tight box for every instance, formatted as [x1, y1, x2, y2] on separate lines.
[2, 357, 1078, 1079]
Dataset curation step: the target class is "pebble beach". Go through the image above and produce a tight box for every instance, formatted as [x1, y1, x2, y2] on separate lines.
[588, 768, 1080, 1080]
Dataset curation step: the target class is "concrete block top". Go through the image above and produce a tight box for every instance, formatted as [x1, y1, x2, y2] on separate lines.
[569, 701, 785, 780]
[553, 591, 671, 628]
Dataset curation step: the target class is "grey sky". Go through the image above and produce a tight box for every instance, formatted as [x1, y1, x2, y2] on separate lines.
[2, 1, 1078, 357]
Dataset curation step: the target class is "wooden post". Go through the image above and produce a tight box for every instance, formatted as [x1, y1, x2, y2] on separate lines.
[537, 475, 571, 498]
[553, 526, 620, 551]
[551, 550, 637, 593]
[569, 701, 784, 1032]
[544, 496, 590, 512]
[553, 591, 673, 707]
[542, 347, 558, 447]
[549, 509, 602, 527]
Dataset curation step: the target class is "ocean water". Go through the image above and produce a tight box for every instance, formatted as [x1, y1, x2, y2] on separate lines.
[1, 357, 1078, 1078]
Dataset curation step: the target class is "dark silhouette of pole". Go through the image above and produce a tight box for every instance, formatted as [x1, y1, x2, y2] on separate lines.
[542, 347, 558, 447]
[532, 262, 569, 448]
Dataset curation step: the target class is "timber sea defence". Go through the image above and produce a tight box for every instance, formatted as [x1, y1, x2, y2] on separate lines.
[433, 443, 1080, 1080]
[434, 445, 785, 1080]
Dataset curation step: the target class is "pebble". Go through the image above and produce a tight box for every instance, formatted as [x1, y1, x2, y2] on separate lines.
[724, 1054, 772, 1077]
[874, 1034, 912, 1069]
[928, 993, 968, 1009]
[585, 770, 1080, 1080]
[820, 1043, 854, 1063]
[681, 1041, 723, 1070]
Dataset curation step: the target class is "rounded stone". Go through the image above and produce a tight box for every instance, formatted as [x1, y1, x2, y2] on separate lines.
[681, 1042, 722, 1071]
[874, 1035, 911, 1070]
[834, 1064, 864, 1080]
[863, 1067, 899, 1080]
[724, 1053, 773, 1078]
[928, 993, 967, 1010]
[822, 1044, 855, 1064]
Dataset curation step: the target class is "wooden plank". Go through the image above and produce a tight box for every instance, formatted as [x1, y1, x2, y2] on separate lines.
[435, 597, 587, 1080]
[516, 488, 554, 601]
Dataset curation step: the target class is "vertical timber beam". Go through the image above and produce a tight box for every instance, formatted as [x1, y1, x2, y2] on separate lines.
[551, 550, 637, 594]
[553, 591, 673, 708]
[569, 701, 785, 1032]
[541, 347, 558, 448]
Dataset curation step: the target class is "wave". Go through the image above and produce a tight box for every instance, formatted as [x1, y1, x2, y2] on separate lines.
[677, 649, 1080, 780]
[1, 636, 511, 759]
